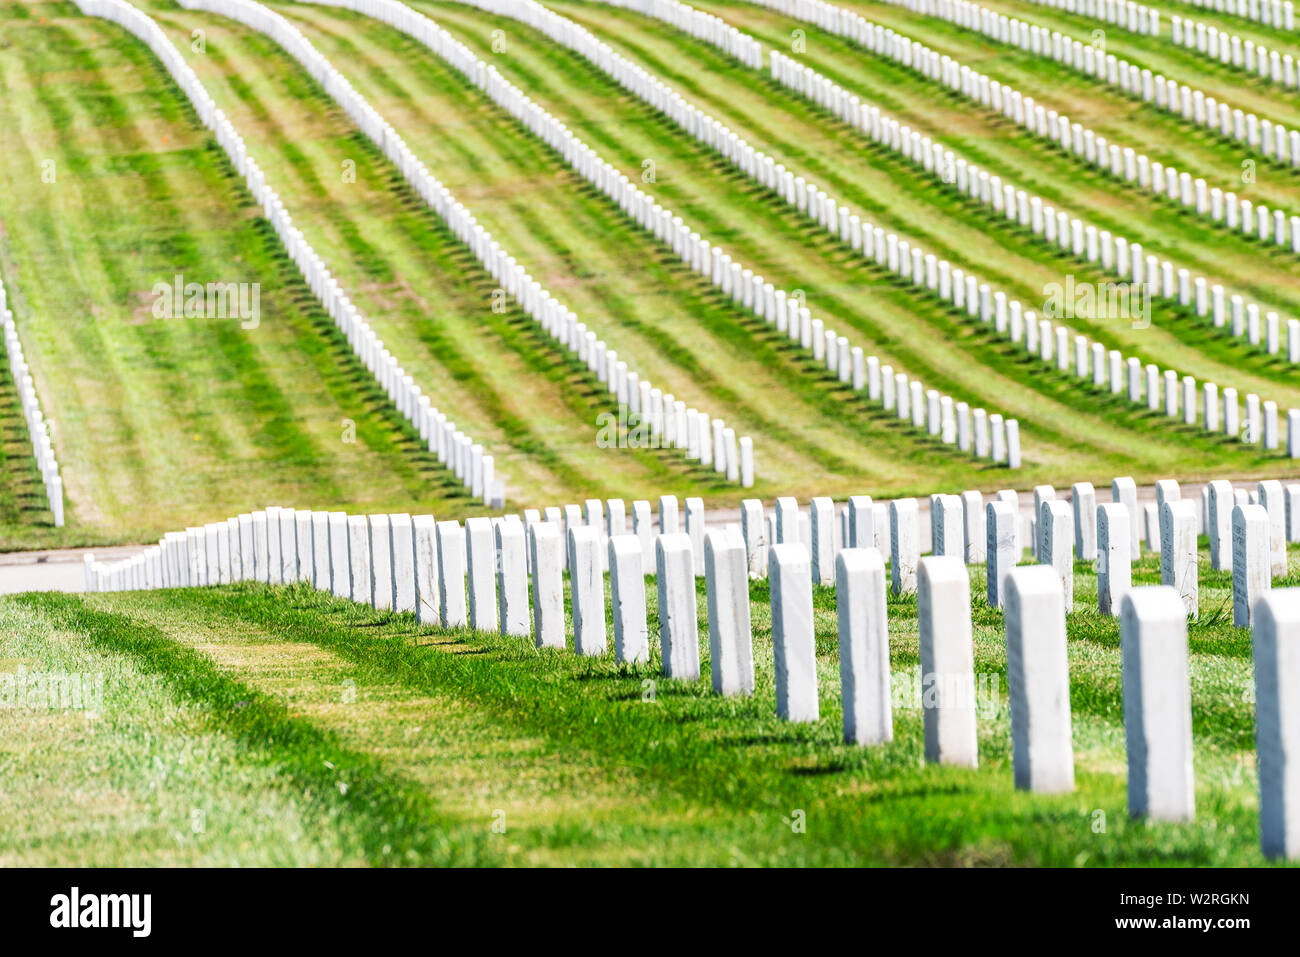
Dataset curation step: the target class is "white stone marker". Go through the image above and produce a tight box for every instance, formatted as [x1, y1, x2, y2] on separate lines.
[1072, 482, 1098, 561]
[656, 533, 699, 679]
[986, 501, 1018, 608]
[770, 543, 818, 722]
[295, 512, 313, 584]
[1208, 479, 1235, 571]
[263, 508, 280, 585]
[568, 525, 605, 656]
[529, 523, 565, 649]
[919, 556, 978, 767]
[1040, 500, 1074, 610]
[1254, 589, 1300, 860]
[347, 515, 371, 604]
[387, 514, 413, 613]
[436, 520, 468, 629]
[1121, 587, 1195, 821]
[775, 496, 800, 544]
[741, 499, 768, 579]
[1112, 476, 1141, 556]
[1161, 501, 1200, 619]
[278, 509, 296, 585]
[890, 499, 920, 596]
[412, 514, 438, 625]
[1004, 566, 1075, 793]
[837, 548, 891, 745]
[311, 512, 329, 590]
[658, 495, 680, 535]
[609, 535, 648, 664]
[1234, 504, 1271, 628]
[495, 520, 529, 637]
[1097, 503, 1131, 616]
[932, 494, 963, 559]
[1258, 480, 1288, 578]
[705, 529, 754, 696]
[810, 497, 835, 585]
[465, 517, 499, 632]
[369, 515, 393, 612]
[961, 490, 986, 563]
[632, 500, 654, 568]
[685, 497, 706, 576]
[847, 495, 874, 549]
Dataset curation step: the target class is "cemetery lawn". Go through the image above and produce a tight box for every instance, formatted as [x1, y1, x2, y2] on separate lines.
[0, 1, 472, 551]
[3, 542, 1291, 866]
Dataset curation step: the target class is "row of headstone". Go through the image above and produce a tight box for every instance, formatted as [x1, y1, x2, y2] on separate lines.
[444, 0, 1021, 465]
[1172, 0, 1296, 28]
[599, 0, 764, 67]
[0, 280, 63, 526]
[289, 0, 753, 483]
[767, 46, 1300, 448]
[76, 0, 507, 506]
[1021, 0, 1163, 34]
[899, 0, 1300, 178]
[754, 0, 1300, 299]
[89, 514, 1300, 858]
[764, 49, 1300, 418]
[1174, 17, 1300, 94]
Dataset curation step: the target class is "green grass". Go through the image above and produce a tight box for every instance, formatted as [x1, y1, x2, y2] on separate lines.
[0, 1, 473, 550]
[4, 538, 1295, 865]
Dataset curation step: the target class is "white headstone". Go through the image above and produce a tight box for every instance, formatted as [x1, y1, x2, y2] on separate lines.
[837, 548, 891, 745]
[1072, 482, 1098, 561]
[918, 556, 978, 767]
[369, 514, 393, 611]
[890, 499, 919, 596]
[1208, 479, 1234, 571]
[568, 525, 605, 656]
[1004, 566, 1075, 792]
[656, 533, 699, 680]
[1097, 503, 1131, 616]
[810, 497, 835, 585]
[1112, 476, 1140, 556]
[1234, 504, 1271, 628]
[436, 520, 468, 628]
[1161, 501, 1199, 619]
[412, 514, 438, 625]
[741, 499, 768, 579]
[389, 514, 415, 612]
[1120, 587, 1195, 821]
[705, 529, 754, 696]
[495, 519, 530, 637]
[347, 515, 371, 604]
[770, 543, 818, 722]
[961, 490, 985, 563]
[986, 501, 1018, 608]
[609, 535, 649, 664]
[1254, 589, 1300, 859]
[1259, 480, 1288, 578]
[529, 522, 565, 649]
[1040, 500, 1074, 610]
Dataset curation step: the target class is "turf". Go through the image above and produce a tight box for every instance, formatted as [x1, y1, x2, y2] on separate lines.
[0, 1, 470, 550]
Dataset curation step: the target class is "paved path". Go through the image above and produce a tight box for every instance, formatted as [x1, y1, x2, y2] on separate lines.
[0, 545, 146, 595]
